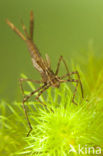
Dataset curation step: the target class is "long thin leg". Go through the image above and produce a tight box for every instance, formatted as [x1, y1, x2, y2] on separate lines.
[19, 78, 42, 96]
[35, 84, 50, 105]
[55, 56, 70, 78]
[74, 71, 84, 98]
[60, 71, 84, 98]
[35, 84, 54, 112]
[30, 11, 34, 40]
[60, 78, 80, 105]
[22, 84, 46, 136]
[6, 19, 26, 40]
[69, 79, 80, 105]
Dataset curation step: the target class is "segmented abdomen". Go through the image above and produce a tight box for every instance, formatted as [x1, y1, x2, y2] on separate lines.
[26, 40, 45, 73]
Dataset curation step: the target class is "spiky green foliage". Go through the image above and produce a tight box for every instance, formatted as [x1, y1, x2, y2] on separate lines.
[0, 56, 103, 156]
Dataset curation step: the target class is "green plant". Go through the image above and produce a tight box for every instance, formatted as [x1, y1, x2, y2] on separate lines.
[0, 60, 103, 156]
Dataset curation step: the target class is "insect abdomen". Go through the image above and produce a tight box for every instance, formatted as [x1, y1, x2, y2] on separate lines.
[26, 40, 45, 73]
[26, 40, 40, 59]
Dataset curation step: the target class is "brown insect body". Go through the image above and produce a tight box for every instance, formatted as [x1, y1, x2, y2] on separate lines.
[26, 40, 58, 86]
[25, 37, 60, 87]
[6, 11, 84, 136]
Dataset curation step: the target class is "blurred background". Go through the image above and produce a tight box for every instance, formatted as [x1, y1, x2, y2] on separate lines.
[0, 0, 103, 102]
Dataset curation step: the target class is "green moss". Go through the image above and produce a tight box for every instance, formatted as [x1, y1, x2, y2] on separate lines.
[0, 56, 103, 155]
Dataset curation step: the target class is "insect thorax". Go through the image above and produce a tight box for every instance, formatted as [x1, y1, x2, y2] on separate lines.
[41, 70, 60, 88]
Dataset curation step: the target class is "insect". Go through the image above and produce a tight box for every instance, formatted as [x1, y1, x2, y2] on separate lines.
[6, 11, 84, 136]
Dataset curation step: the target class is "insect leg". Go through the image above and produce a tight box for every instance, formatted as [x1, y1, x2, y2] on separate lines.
[60, 78, 80, 105]
[19, 78, 41, 96]
[30, 11, 34, 40]
[69, 79, 80, 105]
[55, 56, 70, 79]
[72, 71, 84, 98]
[35, 84, 54, 112]
[22, 84, 46, 136]
[35, 84, 50, 106]
[60, 71, 84, 98]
